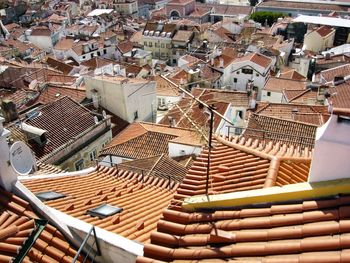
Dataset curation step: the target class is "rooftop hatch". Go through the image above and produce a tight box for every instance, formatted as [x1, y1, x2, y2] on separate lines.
[87, 204, 123, 218]
[35, 191, 66, 201]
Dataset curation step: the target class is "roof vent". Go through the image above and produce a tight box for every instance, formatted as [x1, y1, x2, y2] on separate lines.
[291, 108, 299, 113]
[87, 204, 123, 218]
[36, 191, 66, 201]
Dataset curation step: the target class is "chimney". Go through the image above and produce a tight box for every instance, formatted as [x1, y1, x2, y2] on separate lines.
[83, 43, 90, 54]
[219, 57, 224, 68]
[0, 117, 18, 191]
[91, 89, 99, 109]
[309, 108, 350, 183]
[1, 100, 18, 122]
[21, 123, 47, 147]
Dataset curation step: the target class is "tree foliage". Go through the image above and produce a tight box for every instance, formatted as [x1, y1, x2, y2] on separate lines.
[250, 11, 285, 26]
[249, 0, 259, 6]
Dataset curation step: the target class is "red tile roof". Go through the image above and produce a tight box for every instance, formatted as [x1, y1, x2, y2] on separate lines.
[279, 69, 307, 81]
[319, 64, 350, 83]
[328, 80, 350, 109]
[25, 96, 97, 159]
[22, 166, 178, 243]
[315, 25, 334, 37]
[258, 0, 350, 12]
[255, 102, 329, 126]
[38, 86, 86, 105]
[100, 122, 203, 159]
[244, 113, 317, 149]
[118, 154, 188, 183]
[139, 193, 350, 262]
[158, 89, 232, 133]
[0, 187, 82, 263]
[264, 77, 307, 92]
[234, 52, 273, 69]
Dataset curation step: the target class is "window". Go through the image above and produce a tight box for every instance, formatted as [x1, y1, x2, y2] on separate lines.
[242, 68, 253, 74]
[166, 44, 171, 48]
[155, 42, 159, 48]
[144, 42, 148, 47]
[149, 42, 152, 47]
[87, 204, 123, 219]
[134, 110, 138, 120]
[267, 91, 271, 97]
[75, 159, 84, 171]
[256, 73, 259, 77]
[89, 149, 97, 161]
[233, 78, 237, 83]
[236, 110, 243, 119]
[161, 43, 164, 48]
[234, 127, 243, 135]
[36, 191, 65, 201]
[104, 49, 107, 55]
[236, 71, 240, 74]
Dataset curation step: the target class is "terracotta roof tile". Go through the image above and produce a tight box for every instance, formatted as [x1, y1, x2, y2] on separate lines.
[172, 30, 193, 42]
[283, 88, 319, 104]
[328, 80, 350, 109]
[119, 154, 188, 183]
[158, 89, 232, 133]
[0, 188, 81, 263]
[22, 166, 178, 243]
[279, 69, 307, 81]
[264, 77, 307, 92]
[255, 102, 329, 126]
[234, 52, 272, 69]
[319, 64, 350, 83]
[139, 193, 350, 262]
[100, 122, 202, 159]
[244, 113, 317, 149]
[315, 25, 334, 37]
[25, 96, 97, 159]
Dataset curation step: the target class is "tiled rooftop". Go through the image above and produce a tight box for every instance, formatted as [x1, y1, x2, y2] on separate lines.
[22, 166, 178, 243]
[328, 80, 350, 109]
[118, 154, 188, 183]
[169, 135, 311, 205]
[264, 77, 307, 92]
[255, 102, 329, 126]
[234, 52, 272, 69]
[139, 193, 350, 262]
[0, 187, 82, 262]
[100, 122, 203, 159]
[158, 88, 243, 132]
[25, 96, 97, 159]
[244, 113, 317, 149]
[318, 64, 350, 83]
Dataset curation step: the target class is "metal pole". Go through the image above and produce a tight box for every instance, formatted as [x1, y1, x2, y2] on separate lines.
[206, 107, 214, 196]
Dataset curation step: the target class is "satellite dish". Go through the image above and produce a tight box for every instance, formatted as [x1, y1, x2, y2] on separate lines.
[9, 141, 35, 175]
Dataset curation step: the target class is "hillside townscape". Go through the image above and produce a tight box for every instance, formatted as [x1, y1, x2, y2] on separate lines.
[0, 0, 350, 262]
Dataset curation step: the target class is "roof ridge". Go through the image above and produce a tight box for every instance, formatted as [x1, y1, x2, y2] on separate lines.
[285, 88, 312, 102]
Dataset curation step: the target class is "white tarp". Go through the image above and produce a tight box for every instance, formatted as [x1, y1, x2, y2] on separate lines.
[87, 9, 114, 17]
[293, 15, 350, 28]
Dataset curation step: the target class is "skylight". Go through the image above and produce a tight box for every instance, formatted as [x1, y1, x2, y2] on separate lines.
[35, 191, 66, 201]
[87, 204, 123, 219]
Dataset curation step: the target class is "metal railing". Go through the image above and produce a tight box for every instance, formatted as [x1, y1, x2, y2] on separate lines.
[72, 226, 101, 263]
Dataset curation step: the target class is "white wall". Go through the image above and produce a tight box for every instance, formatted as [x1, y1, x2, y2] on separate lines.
[309, 114, 350, 183]
[85, 77, 156, 122]
[100, 155, 132, 166]
[27, 35, 53, 53]
[168, 142, 202, 158]
[261, 90, 283, 103]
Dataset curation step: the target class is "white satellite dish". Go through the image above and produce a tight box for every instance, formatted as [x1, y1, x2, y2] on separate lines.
[9, 141, 35, 175]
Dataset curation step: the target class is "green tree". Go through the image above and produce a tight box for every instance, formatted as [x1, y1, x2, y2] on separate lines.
[250, 11, 285, 26]
[249, 0, 259, 6]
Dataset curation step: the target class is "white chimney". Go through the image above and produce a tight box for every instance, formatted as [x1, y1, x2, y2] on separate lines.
[0, 117, 18, 191]
[219, 58, 224, 68]
[91, 89, 99, 109]
[309, 109, 350, 183]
